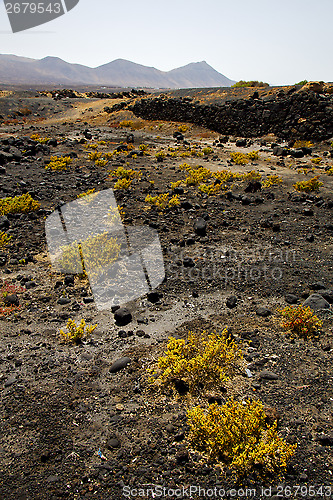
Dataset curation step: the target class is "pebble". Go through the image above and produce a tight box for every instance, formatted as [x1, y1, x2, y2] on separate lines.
[285, 294, 298, 304]
[4, 375, 17, 387]
[259, 370, 279, 380]
[114, 307, 132, 326]
[110, 357, 131, 373]
[303, 293, 330, 311]
[57, 297, 71, 305]
[256, 306, 272, 317]
[226, 295, 237, 308]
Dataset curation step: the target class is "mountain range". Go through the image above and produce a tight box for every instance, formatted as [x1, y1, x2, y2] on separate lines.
[0, 55, 236, 88]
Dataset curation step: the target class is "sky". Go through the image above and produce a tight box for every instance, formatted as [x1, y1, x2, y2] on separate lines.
[0, 0, 332, 86]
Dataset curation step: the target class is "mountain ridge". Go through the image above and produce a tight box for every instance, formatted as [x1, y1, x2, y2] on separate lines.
[0, 54, 236, 88]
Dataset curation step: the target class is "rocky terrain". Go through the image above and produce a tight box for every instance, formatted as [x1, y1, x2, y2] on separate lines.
[0, 85, 333, 500]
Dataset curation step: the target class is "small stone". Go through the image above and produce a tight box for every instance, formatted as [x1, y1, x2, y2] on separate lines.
[226, 295, 237, 308]
[259, 370, 279, 380]
[303, 208, 314, 216]
[110, 357, 131, 373]
[309, 281, 326, 291]
[57, 297, 71, 305]
[183, 257, 195, 268]
[303, 293, 330, 311]
[25, 280, 37, 289]
[147, 291, 162, 303]
[285, 294, 298, 304]
[166, 424, 175, 434]
[0, 216, 10, 230]
[315, 433, 333, 446]
[107, 438, 120, 449]
[194, 217, 207, 236]
[256, 307, 272, 317]
[114, 307, 132, 326]
[306, 233, 314, 242]
[4, 375, 17, 387]
[3, 294, 19, 306]
[83, 297, 94, 304]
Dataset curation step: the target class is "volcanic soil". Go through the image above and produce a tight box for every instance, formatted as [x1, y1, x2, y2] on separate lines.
[0, 88, 332, 500]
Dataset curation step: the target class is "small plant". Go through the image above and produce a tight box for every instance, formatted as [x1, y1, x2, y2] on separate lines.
[187, 399, 296, 480]
[202, 147, 213, 155]
[155, 151, 166, 162]
[95, 159, 109, 167]
[77, 189, 96, 199]
[119, 120, 144, 130]
[45, 156, 72, 171]
[59, 231, 120, 280]
[178, 124, 188, 133]
[262, 175, 283, 188]
[0, 282, 25, 317]
[185, 166, 212, 186]
[242, 170, 261, 181]
[327, 166, 333, 176]
[230, 152, 248, 165]
[0, 231, 12, 248]
[293, 175, 323, 192]
[278, 304, 322, 338]
[60, 318, 97, 344]
[295, 80, 308, 86]
[114, 178, 132, 190]
[145, 193, 180, 211]
[198, 183, 223, 196]
[311, 157, 322, 165]
[30, 133, 51, 144]
[88, 151, 102, 162]
[293, 140, 313, 148]
[149, 329, 243, 392]
[247, 150, 260, 161]
[232, 80, 269, 88]
[0, 193, 40, 215]
[107, 205, 125, 224]
[170, 180, 182, 190]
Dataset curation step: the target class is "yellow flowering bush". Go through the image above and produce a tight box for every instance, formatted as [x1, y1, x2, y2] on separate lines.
[150, 329, 243, 392]
[262, 175, 283, 188]
[145, 193, 180, 210]
[60, 318, 97, 344]
[293, 176, 323, 192]
[278, 304, 322, 338]
[59, 232, 120, 280]
[30, 133, 51, 144]
[188, 399, 296, 480]
[0, 231, 12, 248]
[45, 156, 72, 171]
[0, 193, 40, 215]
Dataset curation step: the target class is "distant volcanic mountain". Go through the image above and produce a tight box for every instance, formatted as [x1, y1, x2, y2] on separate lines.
[0, 55, 236, 88]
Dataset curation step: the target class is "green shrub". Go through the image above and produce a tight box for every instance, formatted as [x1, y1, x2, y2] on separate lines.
[188, 399, 296, 480]
[232, 81, 269, 88]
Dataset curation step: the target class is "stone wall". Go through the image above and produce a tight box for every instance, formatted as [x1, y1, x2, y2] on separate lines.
[130, 89, 333, 140]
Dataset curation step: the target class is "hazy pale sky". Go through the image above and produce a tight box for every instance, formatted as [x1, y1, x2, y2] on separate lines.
[0, 0, 332, 85]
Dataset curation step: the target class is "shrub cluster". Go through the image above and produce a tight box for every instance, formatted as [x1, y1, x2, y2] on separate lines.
[0, 193, 40, 215]
[278, 304, 322, 338]
[188, 400, 296, 480]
